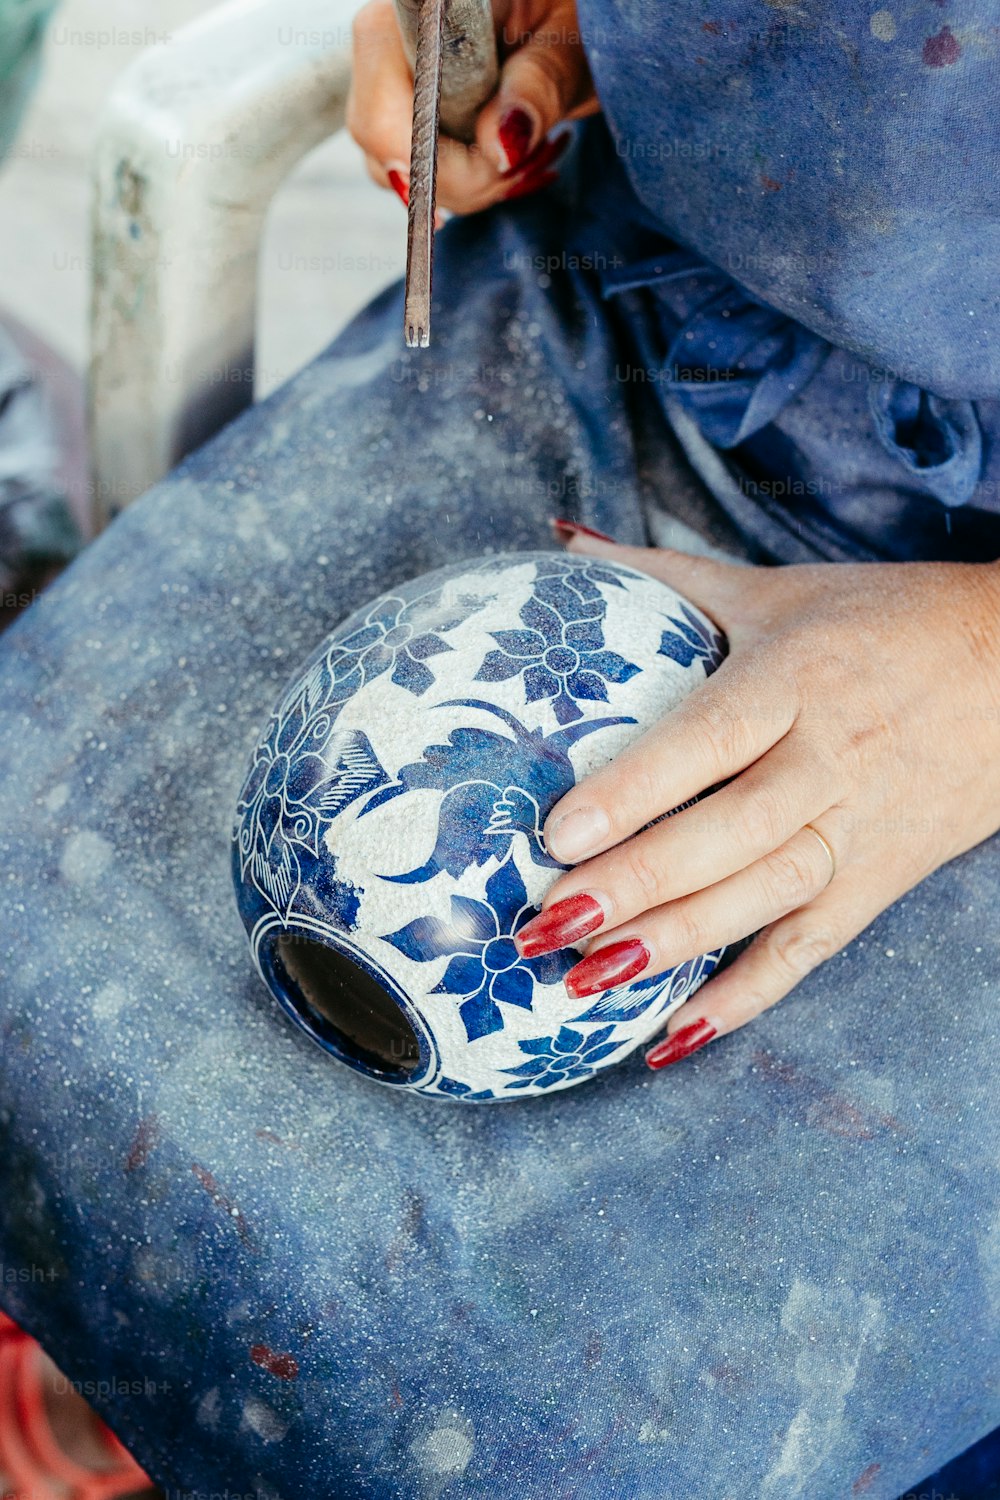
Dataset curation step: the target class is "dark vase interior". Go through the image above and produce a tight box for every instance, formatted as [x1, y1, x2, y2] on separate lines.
[274, 934, 422, 1078]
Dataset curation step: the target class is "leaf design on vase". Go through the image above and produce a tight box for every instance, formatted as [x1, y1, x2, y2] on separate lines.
[657, 603, 727, 673]
[362, 701, 634, 884]
[568, 949, 724, 1025]
[235, 722, 388, 923]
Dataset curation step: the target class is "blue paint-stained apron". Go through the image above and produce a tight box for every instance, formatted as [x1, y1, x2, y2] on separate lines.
[0, 4, 998, 1499]
[574, 0, 1000, 563]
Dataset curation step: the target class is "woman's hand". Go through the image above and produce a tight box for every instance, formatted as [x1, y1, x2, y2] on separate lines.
[347, 0, 598, 213]
[515, 530, 1000, 1068]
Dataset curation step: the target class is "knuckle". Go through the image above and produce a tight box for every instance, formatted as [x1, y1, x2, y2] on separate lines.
[531, 55, 573, 119]
[666, 902, 707, 959]
[767, 922, 839, 980]
[689, 701, 755, 783]
[623, 845, 665, 905]
[740, 786, 790, 853]
[748, 986, 784, 1017]
[763, 841, 818, 910]
[622, 753, 665, 815]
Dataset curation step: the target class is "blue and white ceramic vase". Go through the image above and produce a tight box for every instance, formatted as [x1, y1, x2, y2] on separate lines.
[232, 551, 727, 1101]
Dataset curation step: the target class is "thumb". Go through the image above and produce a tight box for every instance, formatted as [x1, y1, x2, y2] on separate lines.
[476, 8, 599, 172]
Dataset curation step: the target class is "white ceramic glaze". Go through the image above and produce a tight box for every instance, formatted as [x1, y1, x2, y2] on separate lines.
[233, 551, 727, 1100]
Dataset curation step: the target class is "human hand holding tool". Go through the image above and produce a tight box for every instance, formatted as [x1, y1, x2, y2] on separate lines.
[348, 0, 600, 342]
[391, 0, 498, 345]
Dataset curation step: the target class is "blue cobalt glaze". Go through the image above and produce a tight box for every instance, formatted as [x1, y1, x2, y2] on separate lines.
[233, 552, 727, 1100]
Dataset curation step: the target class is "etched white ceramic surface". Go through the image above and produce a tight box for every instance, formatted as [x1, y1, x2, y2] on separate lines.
[233, 551, 727, 1101]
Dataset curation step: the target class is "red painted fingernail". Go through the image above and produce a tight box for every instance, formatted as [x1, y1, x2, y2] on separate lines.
[516, 893, 606, 958]
[503, 169, 557, 203]
[645, 1019, 717, 1070]
[565, 938, 650, 997]
[498, 107, 537, 173]
[515, 130, 571, 177]
[552, 519, 616, 544]
[387, 168, 409, 207]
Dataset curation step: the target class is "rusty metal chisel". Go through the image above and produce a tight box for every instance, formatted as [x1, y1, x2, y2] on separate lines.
[392, 0, 499, 346]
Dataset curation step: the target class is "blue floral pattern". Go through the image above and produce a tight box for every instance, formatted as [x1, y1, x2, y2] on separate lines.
[234, 583, 487, 923]
[364, 700, 632, 884]
[658, 603, 727, 674]
[568, 949, 724, 1025]
[501, 1024, 622, 1091]
[235, 677, 389, 922]
[433, 1076, 498, 1103]
[476, 558, 639, 724]
[533, 554, 631, 594]
[383, 858, 574, 1043]
[330, 589, 483, 698]
[233, 552, 730, 1100]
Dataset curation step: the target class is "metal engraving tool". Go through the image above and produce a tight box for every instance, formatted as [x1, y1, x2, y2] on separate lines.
[392, 0, 499, 346]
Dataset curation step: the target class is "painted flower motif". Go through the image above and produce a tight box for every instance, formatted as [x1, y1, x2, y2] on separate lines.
[382, 858, 573, 1043]
[331, 589, 475, 697]
[658, 603, 727, 674]
[501, 1024, 622, 1090]
[235, 659, 388, 921]
[476, 566, 639, 724]
[532, 554, 630, 595]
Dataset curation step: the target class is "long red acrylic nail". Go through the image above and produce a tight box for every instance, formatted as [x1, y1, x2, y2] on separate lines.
[565, 937, 650, 997]
[552, 518, 615, 544]
[516, 893, 605, 958]
[498, 107, 537, 173]
[512, 130, 571, 178]
[645, 1019, 717, 1070]
[387, 168, 409, 207]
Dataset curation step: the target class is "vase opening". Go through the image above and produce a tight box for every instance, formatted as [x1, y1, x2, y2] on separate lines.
[272, 933, 422, 1078]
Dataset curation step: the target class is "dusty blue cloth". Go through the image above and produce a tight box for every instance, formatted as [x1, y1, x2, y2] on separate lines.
[915, 1426, 1000, 1499]
[0, 175, 998, 1497]
[0, 5, 998, 1498]
[577, 0, 1000, 562]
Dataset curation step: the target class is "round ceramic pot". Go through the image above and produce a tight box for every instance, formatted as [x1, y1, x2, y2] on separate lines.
[232, 551, 727, 1101]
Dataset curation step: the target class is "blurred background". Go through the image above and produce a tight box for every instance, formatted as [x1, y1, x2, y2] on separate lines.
[0, 0, 399, 627]
[0, 0, 398, 392]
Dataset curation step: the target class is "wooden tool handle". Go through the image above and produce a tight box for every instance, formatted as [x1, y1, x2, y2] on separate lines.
[393, 0, 499, 143]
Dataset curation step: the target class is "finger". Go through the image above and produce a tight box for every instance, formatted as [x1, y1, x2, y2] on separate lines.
[349, 0, 501, 214]
[518, 735, 838, 955]
[542, 656, 799, 866]
[561, 822, 838, 997]
[643, 874, 884, 1070]
[434, 134, 506, 215]
[364, 152, 408, 202]
[347, 0, 414, 169]
[476, 5, 599, 172]
[556, 529, 756, 626]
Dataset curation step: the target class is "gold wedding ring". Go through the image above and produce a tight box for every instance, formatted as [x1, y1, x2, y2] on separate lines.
[803, 823, 837, 886]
